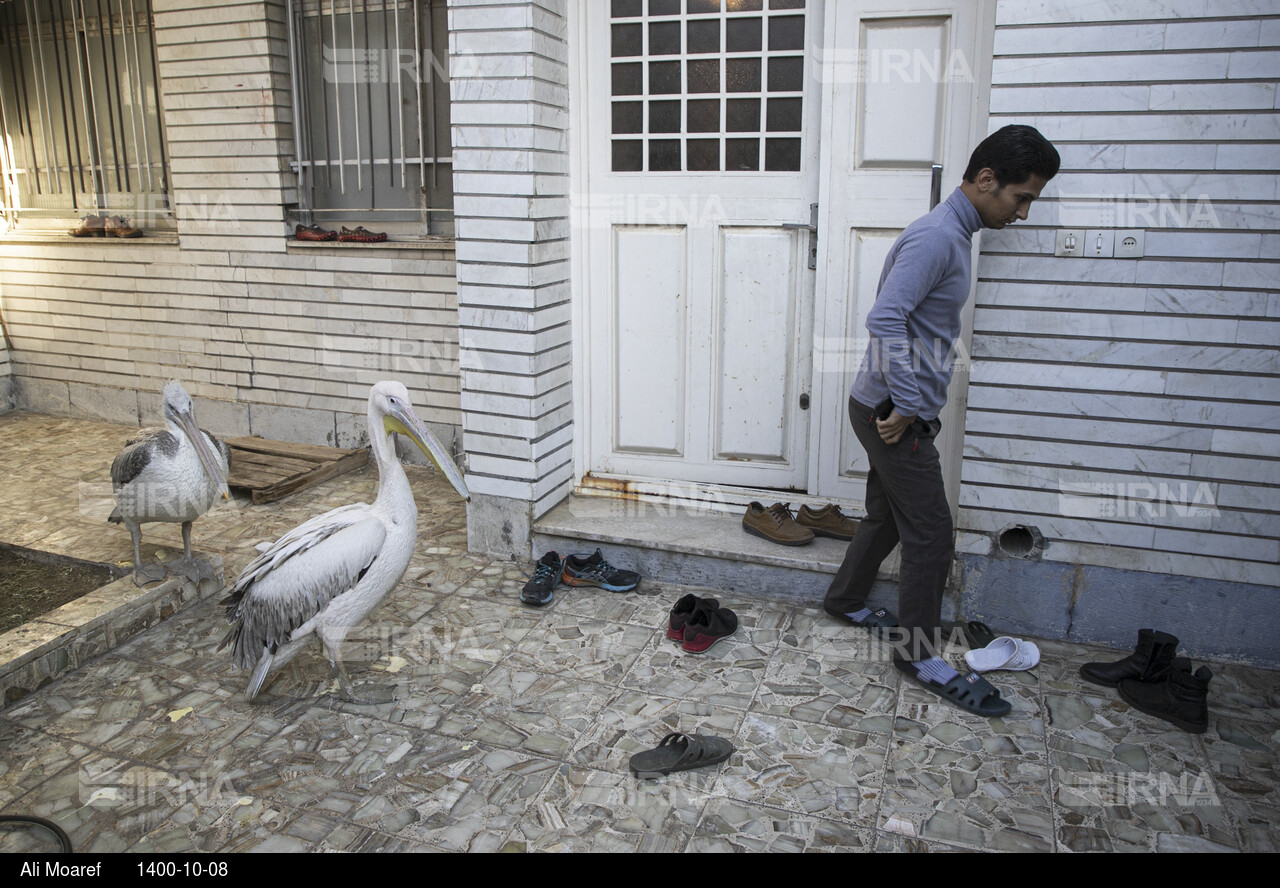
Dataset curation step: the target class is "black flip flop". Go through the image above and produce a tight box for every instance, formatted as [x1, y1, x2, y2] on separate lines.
[628, 732, 734, 779]
[893, 658, 1012, 718]
[943, 620, 996, 650]
[964, 621, 996, 649]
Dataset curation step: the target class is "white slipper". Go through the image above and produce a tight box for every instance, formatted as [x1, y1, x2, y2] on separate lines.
[965, 637, 1041, 673]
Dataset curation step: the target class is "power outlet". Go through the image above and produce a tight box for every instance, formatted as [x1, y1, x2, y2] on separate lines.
[1085, 229, 1115, 258]
[1115, 230, 1145, 259]
[1055, 229, 1084, 258]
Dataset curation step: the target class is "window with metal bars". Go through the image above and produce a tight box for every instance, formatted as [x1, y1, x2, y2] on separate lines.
[286, 0, 453, 239]
[0, 0, 168, 230]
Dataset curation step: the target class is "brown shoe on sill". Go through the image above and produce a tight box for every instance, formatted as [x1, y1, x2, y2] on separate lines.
[742, 501, 814, 547]
[795, 503, 858, 541]
[105, 215, 143, 238]
[68, 214, 107, 237]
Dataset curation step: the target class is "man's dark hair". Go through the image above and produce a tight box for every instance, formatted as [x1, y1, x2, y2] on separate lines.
[963, 125, 1060, 186]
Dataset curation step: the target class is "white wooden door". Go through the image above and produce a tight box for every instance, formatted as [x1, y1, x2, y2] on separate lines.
[578, 0, 992, 505]
[582, 0, 824, 491]
[811, 0, 993, 514]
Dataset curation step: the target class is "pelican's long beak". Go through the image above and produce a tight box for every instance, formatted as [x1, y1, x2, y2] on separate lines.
[178, 411, 230, 500]
[384, 405, 470, 502]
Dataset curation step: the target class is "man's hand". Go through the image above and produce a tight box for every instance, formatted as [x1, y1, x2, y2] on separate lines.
[877, 409, 915, 445]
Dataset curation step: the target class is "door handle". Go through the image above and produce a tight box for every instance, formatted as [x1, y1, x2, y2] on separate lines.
[930, 164, 943, 210]
[782, 203, 819, 270]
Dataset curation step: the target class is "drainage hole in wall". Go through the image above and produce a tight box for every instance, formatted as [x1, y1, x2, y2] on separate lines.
[997, 525, 1041, 558]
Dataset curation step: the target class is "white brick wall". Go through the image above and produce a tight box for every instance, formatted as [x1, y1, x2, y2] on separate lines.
[0, 0, 461, 447]
[450, 0, 573, 521]
[0, 337, 11, 411]
[962, 0, 1280, 588]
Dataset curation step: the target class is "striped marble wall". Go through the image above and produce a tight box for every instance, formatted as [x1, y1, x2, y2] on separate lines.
[960, 0, 1279, 591]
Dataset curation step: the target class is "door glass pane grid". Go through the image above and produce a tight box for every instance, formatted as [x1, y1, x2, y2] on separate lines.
[610, 0, 806, 173]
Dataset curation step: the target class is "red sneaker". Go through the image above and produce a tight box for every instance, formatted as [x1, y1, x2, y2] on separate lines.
[667, 593, 718, 640]
[682, 602, 738, 654]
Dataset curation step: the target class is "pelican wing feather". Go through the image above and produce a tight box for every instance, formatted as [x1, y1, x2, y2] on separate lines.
[218, 503, 386, 669]
[110, 428, 177, 490]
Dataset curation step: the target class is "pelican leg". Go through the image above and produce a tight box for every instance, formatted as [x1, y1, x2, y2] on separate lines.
[327, 642, 395, 706]
[126, 518, 167, 586]
[164, 521, 215, 584]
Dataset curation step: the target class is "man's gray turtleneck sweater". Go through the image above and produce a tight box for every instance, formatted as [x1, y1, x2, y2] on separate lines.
[849, 187, 984, 422]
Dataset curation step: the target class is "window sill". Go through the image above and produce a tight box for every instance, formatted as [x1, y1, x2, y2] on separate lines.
[0, 232, 180, 247]
[286, 236, 455, 254]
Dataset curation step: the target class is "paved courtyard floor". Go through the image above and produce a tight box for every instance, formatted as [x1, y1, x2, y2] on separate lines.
[0, 411, 1276, 853]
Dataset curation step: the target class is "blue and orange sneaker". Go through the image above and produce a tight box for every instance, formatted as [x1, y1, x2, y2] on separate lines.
[560, 548, 640, 592]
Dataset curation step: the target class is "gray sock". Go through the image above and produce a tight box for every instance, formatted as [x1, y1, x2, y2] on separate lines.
[912, 656, 958, 685]
[847, 608, 872, 622]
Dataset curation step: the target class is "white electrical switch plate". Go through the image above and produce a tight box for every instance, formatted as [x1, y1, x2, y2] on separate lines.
[1055, 229, 1084, 257]
[1085, 229, 1115, 258]
[1115, 230, 1145, 259]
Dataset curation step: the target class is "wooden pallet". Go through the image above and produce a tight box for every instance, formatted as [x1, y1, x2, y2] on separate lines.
[225, 436, 369, 504]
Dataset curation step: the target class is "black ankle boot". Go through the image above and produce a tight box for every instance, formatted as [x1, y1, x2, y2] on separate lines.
[1080, 629, 1179, 688]
[1118, 657, 1211, 734]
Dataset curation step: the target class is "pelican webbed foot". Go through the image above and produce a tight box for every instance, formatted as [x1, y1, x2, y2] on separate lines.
[164, 554, 217, 585]
[132, 562, 169, 586]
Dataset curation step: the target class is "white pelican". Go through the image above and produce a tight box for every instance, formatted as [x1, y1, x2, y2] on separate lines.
[110, 381, 230, 585]
[218, 381, 469, 702]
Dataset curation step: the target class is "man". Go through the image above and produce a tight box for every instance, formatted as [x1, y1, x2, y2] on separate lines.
[823, 125, 1060, 718]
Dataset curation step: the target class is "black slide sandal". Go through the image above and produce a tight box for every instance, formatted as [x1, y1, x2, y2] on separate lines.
[894, 659, 1012, 718]
[628, 732, 734, 779]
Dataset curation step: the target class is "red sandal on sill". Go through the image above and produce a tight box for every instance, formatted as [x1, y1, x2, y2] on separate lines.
[337, 225, 387, 243]
[294, 223, 337, 242]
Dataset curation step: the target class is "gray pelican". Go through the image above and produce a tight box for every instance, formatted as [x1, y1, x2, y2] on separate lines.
[218, 381, 469, 702]
[109, 381, 230, 585]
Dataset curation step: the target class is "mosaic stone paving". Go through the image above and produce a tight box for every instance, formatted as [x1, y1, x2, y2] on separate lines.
[0, 412, 1278, 853]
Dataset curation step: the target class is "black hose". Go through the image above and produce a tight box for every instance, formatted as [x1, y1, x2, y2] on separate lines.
[0, 814, 74, 853]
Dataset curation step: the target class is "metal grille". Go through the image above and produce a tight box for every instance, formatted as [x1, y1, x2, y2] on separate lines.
[287, 0, 453, 235]
[0, 0, 167, 224]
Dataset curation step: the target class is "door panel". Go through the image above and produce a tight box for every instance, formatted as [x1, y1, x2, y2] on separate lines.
[859, 18, 951, 165]
[715, 226, 804, 463]
[613, 226, 688, 457]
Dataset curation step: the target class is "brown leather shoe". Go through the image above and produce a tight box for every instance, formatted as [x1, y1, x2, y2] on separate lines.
[742, 501, 814, 546]
[795, 503, 858, 540]
[68, 214, 106, 237]
[105, 215, 143, 237]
